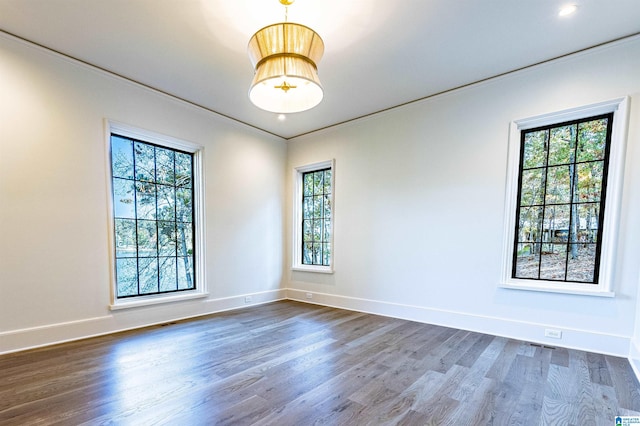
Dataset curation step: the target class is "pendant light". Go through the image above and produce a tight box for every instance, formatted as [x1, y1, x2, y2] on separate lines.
[247, 0, 324, 113]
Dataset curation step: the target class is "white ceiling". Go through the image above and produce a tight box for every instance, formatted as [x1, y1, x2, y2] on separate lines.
[1, 0, 639, 139]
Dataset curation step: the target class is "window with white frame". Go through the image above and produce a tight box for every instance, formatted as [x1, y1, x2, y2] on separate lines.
[501, 98, 628, 296]
[293, 160, 334, 272]
[108, 123, 205, 306]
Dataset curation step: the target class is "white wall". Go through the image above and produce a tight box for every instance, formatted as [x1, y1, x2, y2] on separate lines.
[3, 29, 640, 360]
[0, 34, 287, 353]
[286, 36, 640, 357]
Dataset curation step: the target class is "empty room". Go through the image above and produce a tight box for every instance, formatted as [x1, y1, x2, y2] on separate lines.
[2, 0, 640, 424]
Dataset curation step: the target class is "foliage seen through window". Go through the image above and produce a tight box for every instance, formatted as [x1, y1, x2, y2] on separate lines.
[111, 135, 195, 298]
[513, 114, 613, 283]
[302, 168, 332, 266]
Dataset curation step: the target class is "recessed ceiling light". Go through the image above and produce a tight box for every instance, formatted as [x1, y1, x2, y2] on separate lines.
[278, 114, 286, 121]
[559, 4, 578, 17]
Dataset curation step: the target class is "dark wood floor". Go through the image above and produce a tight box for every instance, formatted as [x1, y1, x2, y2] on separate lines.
[2, 301, 640, 425]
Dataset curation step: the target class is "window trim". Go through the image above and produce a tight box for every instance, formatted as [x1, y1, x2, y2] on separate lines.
[105, 120, 207, 309]
[500, 97, 629, 296]
[292, 159, 335, 273]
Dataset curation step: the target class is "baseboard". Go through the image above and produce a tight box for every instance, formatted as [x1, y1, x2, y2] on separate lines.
[0, 289, 286, 355]
[629, 339, 640, 383]
[285, 288, 631, 357]
[2, 288, 632, 359]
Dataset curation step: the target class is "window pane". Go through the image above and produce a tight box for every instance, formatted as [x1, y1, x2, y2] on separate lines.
[522, 130, 548, 169]
[176, 188, 193, 222]
[303, 242, 313, 264]
[323, 220, 331, 242]
[577, 162, 603, 203]
[303, 197, 313, 219]
[115, 219, 137, 258]
[156, 148, 175, 185]
[514, 243, 541, 279]
[137, 220, 158, 257]
[323, 195, 332, 219]
[158, 221, 177, 256]
[136, 182, 156, 220]
[566, 244, 597, 282]
[519, 169, 545, 206]
[116, 258, 138, 297]
[313, 243, 322, 264]
[539, 244, 567, 281]
[313, 171, 324, 194]
[157, 185, 176, 221]
[543, 205, 570, 244]
[322, 243, 330, 266]
[545, 166, 571, 205]
[113, 178, 136, 219]
[135, 142, 155, 182]
[576, 203, 599, 243]
[177, 223, 193, 257]
[516, 206, 543, 243]
[313, 220, 322, 242]
[303, 173, 314, 196]
[548, 125, 575, 166]
[175, 152, 192, 188]
[111, 136, 134, 179]
[139, 258, 159, 294]
[323, 170, 332, 194]
[313, 195, 322, 218]
[159, 257, 177, 292]
[177, 257, 194, 289]
[303, 220, 312, 242]
[577, 118, 608, 162]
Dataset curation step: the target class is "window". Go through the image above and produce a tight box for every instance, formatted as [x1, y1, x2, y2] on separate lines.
[501, 98, 629, 296]
[107, 122, 205, 306]
[512, 114, 612, 283]
[293, 160, 334, 273]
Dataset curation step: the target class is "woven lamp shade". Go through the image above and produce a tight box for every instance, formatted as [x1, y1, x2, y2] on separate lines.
[248, 22, 324, 113]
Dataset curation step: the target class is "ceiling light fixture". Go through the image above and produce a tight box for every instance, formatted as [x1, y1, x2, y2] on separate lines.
[247, 0, 324, 113]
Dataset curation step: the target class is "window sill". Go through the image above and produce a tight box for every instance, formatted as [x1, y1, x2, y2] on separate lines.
[499, 281, 614, 298]
[109, 291, 209, 310]
[292, 265, 334, 274]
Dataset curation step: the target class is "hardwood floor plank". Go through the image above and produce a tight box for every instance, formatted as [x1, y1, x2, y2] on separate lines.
[587, 352, 613, 386]
[607, 354, 640, 411]
[484, 339, 523, 382]
[1, 300, 640, 425]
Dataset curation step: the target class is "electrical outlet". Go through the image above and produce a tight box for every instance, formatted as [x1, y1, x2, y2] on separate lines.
[305, 292, 313, 299]
[244, 296, 252, 303]
[544, 329, 562, 339]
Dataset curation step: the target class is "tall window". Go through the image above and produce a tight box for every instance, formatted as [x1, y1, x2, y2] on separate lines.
[502, 98, 628, 295]
[512, 114, 613, 283]
[110, 134, 196, 298]
[293, 160, 334, 272]
[302, 168, 332, 266]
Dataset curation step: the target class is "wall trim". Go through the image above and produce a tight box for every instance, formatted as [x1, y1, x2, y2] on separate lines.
[285, 288, 630, 357]
[2, 288, 633, 360]
[629, 339, 640, 384]
[0, 289, 286, 355]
